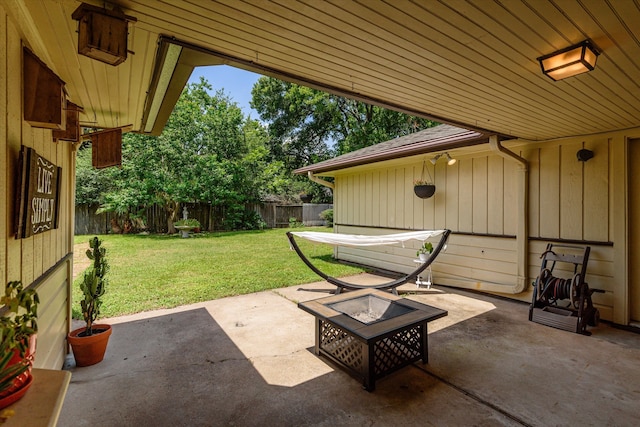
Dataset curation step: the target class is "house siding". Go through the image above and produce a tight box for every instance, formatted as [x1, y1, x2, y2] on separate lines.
[1, 5, 74, 370]
[331, 131, 638, 322]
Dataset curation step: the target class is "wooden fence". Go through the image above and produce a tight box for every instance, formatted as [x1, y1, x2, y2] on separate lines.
[75, 203, 332, 235]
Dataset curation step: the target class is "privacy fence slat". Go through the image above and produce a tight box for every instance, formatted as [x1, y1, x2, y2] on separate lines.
[75, 203, 332, 235]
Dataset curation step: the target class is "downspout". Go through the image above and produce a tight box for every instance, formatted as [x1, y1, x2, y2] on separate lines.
[489, 135, 529, 294]
[307, 171, 334, 190]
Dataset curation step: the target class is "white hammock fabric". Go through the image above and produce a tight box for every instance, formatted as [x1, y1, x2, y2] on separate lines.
[289, 230, 446, 247]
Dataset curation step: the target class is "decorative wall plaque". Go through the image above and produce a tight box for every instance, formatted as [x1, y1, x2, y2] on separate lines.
[53, 102, 83, 142]
[15, 146, 62, 239]
[91, 127, 122, 169]
[23, 47, 66, 129]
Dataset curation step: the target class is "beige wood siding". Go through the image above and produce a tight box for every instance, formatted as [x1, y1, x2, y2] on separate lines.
[1, 5, 74, 370]
[522, 137, 611, 242]
[331, 132, 637, 321]
[334, 152, 518, 235]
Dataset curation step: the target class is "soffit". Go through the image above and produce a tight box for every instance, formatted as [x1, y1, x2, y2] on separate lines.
[13, 0, 640, 140]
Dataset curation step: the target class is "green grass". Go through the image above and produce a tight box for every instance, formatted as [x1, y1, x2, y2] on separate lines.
[73, 228, 367, 319]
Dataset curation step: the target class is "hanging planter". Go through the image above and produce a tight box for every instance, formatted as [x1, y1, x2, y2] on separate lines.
[414, 160, 436, 199]
[414, 183, 436, 199]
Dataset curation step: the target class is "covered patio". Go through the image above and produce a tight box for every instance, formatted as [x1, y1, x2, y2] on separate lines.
[3, 1, 640, 424]
[58, 274, 640, 426]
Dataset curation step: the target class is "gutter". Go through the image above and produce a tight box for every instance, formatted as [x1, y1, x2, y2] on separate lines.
[307, 171, 334, 190]
[489, 135, 529, 294]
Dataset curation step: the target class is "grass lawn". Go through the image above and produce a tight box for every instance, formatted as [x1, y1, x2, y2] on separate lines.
[73, 227, 367, 319]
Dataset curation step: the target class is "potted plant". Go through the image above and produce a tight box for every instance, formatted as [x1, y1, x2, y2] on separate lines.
[299, 193, 313, 203]
[414, 160, 436, 199]
[67, 237, 112, 367]
[0, 281, 39, 409]
[174, 218, 201, 238]
[414, 179, 436, 199]
[416, 242, 434, 261]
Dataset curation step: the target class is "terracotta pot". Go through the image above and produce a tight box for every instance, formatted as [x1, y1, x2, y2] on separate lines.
[67, 324, 112, 367]
[0, 335, 36, 408]
[0, 374, 33, 410]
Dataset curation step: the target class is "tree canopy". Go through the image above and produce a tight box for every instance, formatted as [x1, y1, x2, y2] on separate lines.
[250, 77, 438, 171]
[76, 78, 287, 231]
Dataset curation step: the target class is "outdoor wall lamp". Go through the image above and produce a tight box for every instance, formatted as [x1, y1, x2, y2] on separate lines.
[577, 148, 594, 162]
[430, 152, 457, 166]
[537, 40, 599, 81]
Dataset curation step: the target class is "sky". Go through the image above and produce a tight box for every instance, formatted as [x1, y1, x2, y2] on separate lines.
[187, 65, 263, 119]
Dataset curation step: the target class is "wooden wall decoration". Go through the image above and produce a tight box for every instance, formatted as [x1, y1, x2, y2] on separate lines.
[53, 102, 83, 142]
[72, 3, 137, 66]
[91, 128, 122, 169]
[23, 47, 66, 129]
[15, 146, 62, 239]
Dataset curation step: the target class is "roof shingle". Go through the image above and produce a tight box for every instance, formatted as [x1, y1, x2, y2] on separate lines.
[294, 124, 491, 174]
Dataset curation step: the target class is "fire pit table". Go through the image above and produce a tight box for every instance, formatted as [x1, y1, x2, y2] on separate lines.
[299, 289, 447, 391]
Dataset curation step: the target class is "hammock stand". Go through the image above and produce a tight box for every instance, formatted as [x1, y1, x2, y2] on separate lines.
[286, 229, 451, 294]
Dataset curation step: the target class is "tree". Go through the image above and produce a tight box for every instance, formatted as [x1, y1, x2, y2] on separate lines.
[250, 79, 334, 171]
[77, 78, 276, 232]
[250, 77, 438, 170]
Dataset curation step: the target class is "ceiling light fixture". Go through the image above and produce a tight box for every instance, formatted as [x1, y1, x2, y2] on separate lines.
[537, 40, 599, 81]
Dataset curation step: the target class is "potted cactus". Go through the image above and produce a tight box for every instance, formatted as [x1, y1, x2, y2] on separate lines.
[67, 237, 112, 367]
[0, 280, 39, 409]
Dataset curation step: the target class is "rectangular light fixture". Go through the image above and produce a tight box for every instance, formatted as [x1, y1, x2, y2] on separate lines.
[538, 40, 599, 81]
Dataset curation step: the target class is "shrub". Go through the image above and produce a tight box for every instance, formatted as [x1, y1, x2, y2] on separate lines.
[319, 208, 333, 227]
[288, 217, 302, 228]
[223, 206, 266, 230]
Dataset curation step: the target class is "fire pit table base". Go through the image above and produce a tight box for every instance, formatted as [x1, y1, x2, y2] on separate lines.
[299, 289, 447, 391]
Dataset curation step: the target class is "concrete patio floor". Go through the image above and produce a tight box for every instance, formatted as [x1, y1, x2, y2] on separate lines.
[58, 274, 640, 426]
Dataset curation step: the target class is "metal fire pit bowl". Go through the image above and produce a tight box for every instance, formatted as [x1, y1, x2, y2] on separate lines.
[328, 294, 415, 325]
[299, 289, 447, 391]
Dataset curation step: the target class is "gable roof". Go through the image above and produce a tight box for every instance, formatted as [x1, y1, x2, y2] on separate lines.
[294, 124, 490, 175]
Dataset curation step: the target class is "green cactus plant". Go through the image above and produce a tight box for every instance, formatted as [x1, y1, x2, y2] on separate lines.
[80, 237, 108, 336]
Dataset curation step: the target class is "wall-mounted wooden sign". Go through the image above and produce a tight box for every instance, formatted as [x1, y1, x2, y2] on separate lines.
[71, 3, 136, 66]
[15, 146, 62, 239]
[23, 47, 66, 129]
[91, 127, 122, 169]
[53, 102, 83, 142]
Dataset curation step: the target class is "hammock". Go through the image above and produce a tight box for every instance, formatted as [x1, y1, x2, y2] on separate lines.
[287, 229, 451, 294]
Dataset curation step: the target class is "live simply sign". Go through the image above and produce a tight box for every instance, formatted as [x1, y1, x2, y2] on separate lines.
[16, 146, 61, 239]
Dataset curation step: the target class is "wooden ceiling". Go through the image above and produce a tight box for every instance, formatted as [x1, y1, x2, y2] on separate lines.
[10, 0, 640, 141]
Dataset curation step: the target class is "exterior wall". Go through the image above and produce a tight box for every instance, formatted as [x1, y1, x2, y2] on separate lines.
[332, 129, 640, 323]
[1, 5, 74, 369]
